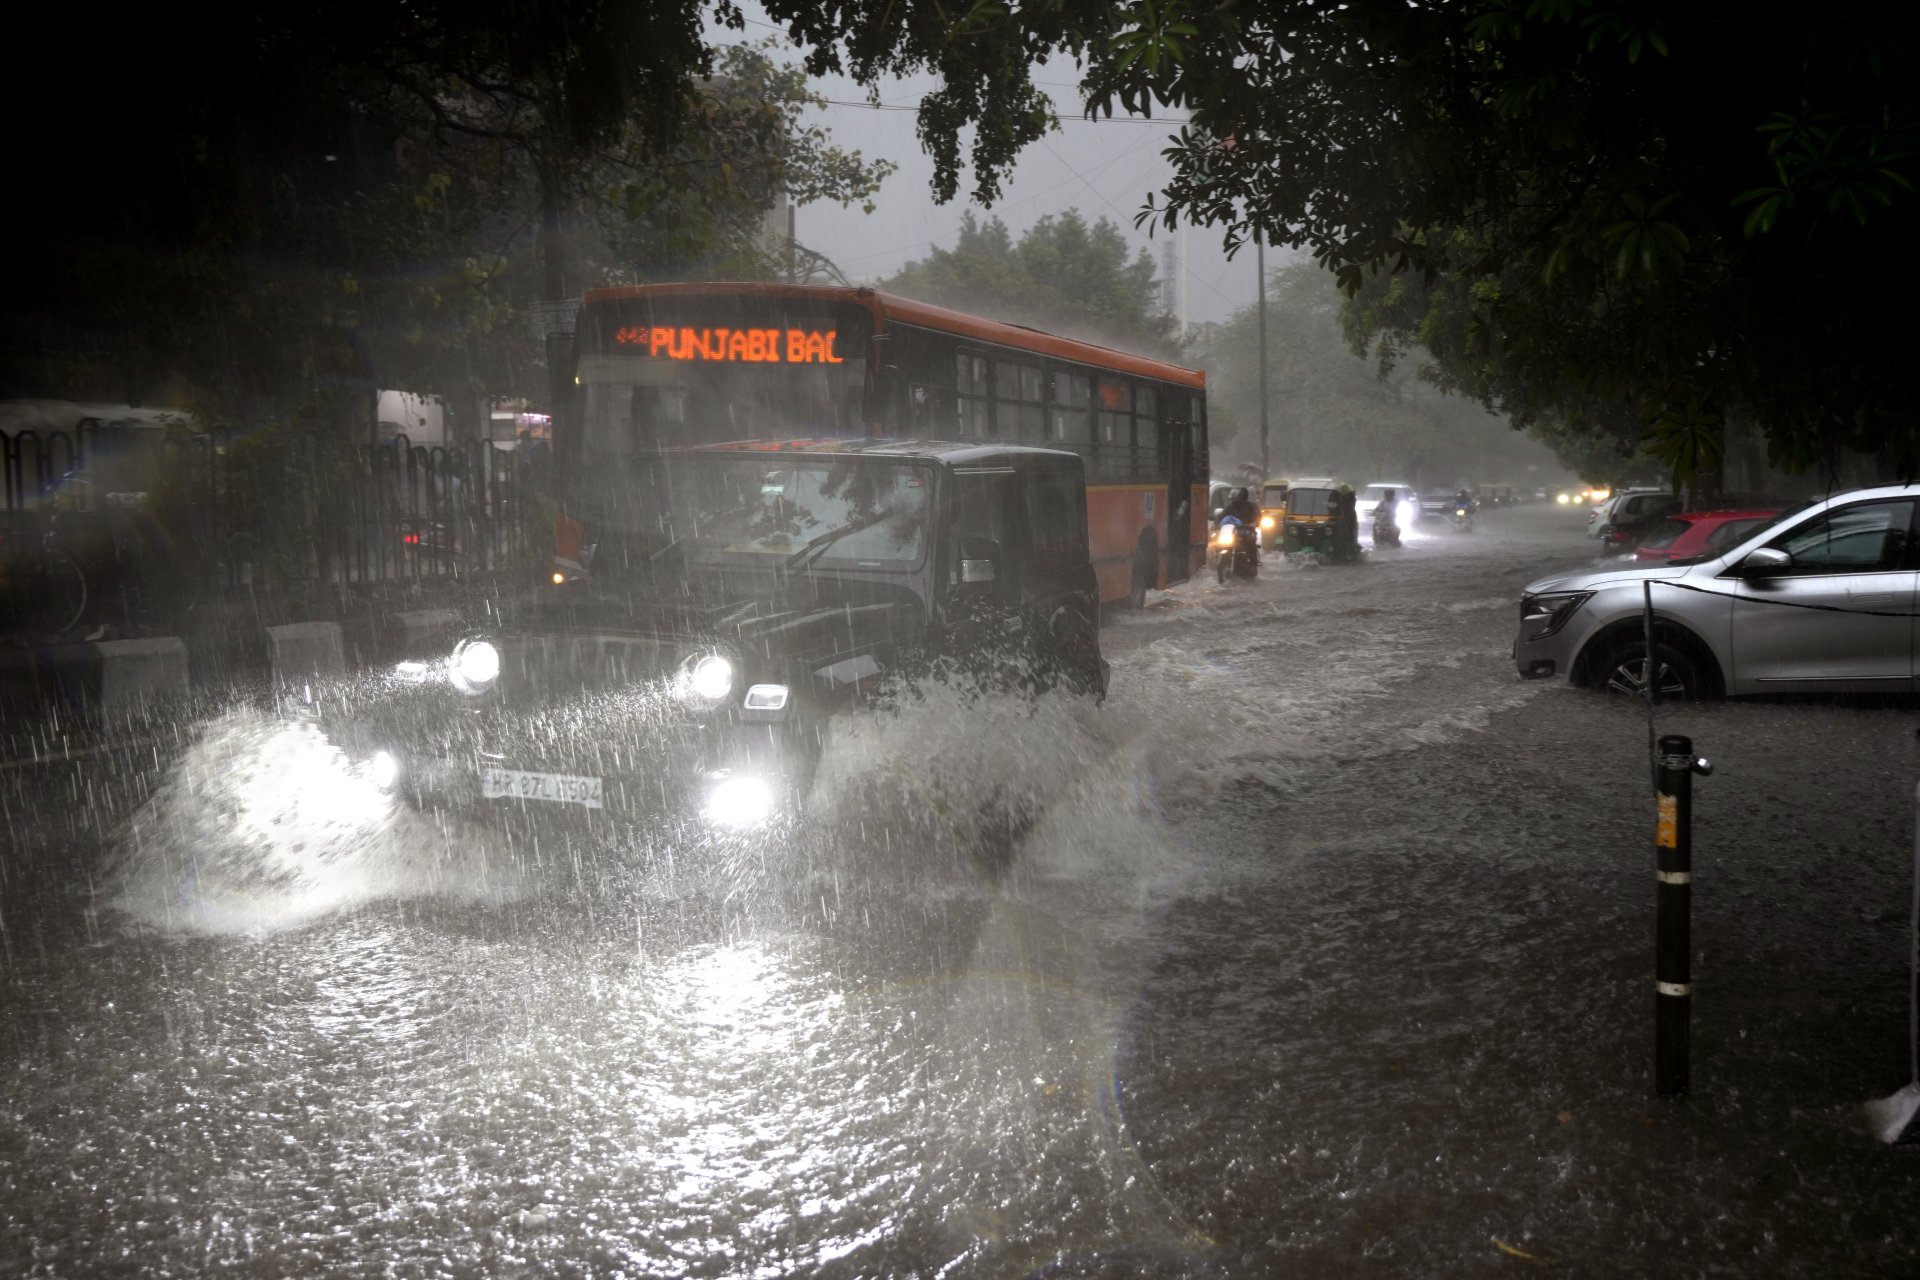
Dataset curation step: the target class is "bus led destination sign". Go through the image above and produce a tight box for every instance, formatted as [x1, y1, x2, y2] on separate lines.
[613, 325, 844, 365]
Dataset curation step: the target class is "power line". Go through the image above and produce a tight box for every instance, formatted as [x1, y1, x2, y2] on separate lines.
[818, 98, 1172, 126]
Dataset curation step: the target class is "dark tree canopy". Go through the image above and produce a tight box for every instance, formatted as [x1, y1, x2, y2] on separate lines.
[761, 0, 1920, 480]
[18, 1, 1915, 472]
[882, 211, 1178, 359]
[5, 6, 886, 431]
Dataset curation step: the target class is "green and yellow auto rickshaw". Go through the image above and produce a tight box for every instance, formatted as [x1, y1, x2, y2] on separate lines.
[1282, 479, 1343, 557]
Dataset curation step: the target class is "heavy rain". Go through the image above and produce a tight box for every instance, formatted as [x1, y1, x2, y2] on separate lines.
[4, 3, 1918, 1277]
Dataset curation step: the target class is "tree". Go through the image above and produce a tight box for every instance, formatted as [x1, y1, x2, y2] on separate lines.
[6, 13, 887, 436]
[1201, 262, 1566, 486]
[759, 1, 1920, 480]
[882, 210, 1179, 359]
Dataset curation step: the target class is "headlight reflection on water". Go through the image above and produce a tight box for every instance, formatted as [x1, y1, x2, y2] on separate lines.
[106, 710, 522, 935]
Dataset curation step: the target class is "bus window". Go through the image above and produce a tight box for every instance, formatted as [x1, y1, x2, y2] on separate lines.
[1134, 385, 1160, 478]
[995, 361, 1045, 439]
[956, 351, 991, 437]
[1049, 371, 1091, 444]
[1095, 377, 1131, 480]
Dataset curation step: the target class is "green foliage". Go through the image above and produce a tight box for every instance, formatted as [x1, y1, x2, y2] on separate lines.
[1203, 262, 1567, 486]
[602, 43, 893, 283]
[757, 0, 1920, 479]
[6, 17, 886, 430]
[882, 210, 1180, 358]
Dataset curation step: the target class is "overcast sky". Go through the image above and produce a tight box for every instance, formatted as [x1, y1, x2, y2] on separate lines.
[716, 11, 1267, 327]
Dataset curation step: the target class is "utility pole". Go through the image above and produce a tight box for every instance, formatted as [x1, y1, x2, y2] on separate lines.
[1167, 222, 1182, 337]
[1257, 233, 1269, 480]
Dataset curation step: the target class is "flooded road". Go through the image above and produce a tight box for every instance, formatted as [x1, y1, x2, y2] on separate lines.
[3, 505, 1917, 1277]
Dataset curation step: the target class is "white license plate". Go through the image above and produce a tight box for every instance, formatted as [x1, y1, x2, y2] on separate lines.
[480, 767, 603, 809]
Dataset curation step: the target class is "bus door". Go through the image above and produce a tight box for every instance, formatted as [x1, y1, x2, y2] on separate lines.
[1162, 411, 1193, 585]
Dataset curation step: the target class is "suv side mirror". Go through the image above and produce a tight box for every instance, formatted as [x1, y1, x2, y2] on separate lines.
[1735, 546, 1792, 576]
[959, 534, 1000, 584]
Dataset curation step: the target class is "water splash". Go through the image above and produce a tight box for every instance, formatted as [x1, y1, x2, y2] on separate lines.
[104, 707, 524, 935]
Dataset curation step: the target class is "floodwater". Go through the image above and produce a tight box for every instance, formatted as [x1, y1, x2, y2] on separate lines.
[2, 505, 1916, 1277]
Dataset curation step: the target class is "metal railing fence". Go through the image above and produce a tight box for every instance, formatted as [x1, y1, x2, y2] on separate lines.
[1, 422, 545, 636]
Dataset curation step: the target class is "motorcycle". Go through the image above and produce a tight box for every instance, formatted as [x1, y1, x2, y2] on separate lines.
[1451, 504, 1475, 533]
[1371, 507, 1402, 548]
[1214, 514, 1260, 582]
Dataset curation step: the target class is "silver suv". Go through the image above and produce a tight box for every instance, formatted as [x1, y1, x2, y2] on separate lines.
[1514, 484, 1917, 697]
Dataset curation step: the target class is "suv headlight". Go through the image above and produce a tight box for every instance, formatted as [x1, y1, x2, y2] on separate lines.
[678, 653, 734, 701]
[450, 639, 500, 693]
[1520, 591, 1593, 641]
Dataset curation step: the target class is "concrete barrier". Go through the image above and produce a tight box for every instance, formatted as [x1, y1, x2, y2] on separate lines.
[94, 637, 189, 714]
[265, 620, 346, 688]
[390, 608, 463, 658]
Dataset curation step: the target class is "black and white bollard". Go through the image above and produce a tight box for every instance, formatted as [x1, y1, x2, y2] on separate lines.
[1655, 734, 1711, 1098]
[1862, 782, 1920, 1144]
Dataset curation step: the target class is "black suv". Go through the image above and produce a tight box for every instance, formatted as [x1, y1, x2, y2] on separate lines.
[328, 440, 1108, 831]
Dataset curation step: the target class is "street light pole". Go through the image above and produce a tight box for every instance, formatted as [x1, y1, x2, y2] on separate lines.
[1257, 233, 1269, 480]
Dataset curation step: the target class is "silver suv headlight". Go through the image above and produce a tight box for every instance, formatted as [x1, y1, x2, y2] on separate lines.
[677, 653, 735, 702]
[450, 639, 501, 693]
[1520, 591, 1594, 641]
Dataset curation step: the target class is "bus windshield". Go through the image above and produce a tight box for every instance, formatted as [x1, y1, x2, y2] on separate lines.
[576, 296, 874, 462]
[657, 454, 931, 573]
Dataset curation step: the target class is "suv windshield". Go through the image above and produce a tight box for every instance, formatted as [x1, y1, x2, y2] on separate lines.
[658, 455, 932, 572]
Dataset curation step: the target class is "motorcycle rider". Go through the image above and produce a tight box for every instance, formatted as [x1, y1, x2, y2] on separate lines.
[1372, 487, 1401, 544]
[1215, 486, 1261, 579]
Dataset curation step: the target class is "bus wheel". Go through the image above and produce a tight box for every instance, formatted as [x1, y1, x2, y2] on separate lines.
[1126, 533, 1158, 609]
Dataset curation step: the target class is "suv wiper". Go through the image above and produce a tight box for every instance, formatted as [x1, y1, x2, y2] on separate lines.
[783, 509, 892, 572]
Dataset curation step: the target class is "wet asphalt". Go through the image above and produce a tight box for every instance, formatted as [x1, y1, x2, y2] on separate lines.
[1, 503, 1916, 1278]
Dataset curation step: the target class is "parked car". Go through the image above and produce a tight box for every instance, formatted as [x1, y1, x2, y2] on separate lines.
[1593, 490, 1683, 551]
[1514, 484, 1915, 698]
[1585, 489, 1633, 536]
[1629, 509, 1786, 564]
[327, 439, 1109, 831]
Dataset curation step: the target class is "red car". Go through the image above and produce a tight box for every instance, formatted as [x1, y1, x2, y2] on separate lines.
[1628, 508, 1784, 563]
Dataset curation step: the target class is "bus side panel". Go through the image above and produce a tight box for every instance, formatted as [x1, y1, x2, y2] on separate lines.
[1087, 484, 1159, 602]
[1189, 482, 1208, 578]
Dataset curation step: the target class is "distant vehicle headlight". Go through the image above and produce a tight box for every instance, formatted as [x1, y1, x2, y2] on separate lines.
[1557, 493, 1572, 505]
[689, 654, 734, 700]
[451, 639, 500, 691]
[1259, 514, 1276, 530]
[367, 750, 399, 790]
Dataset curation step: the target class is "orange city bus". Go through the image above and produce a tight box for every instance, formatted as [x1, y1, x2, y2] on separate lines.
[551, 282, 1208, 606]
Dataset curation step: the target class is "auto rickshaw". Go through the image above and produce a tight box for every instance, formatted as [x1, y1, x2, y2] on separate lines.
[1255, 481, 1288, 544]
[1282, 479, 1344, 557]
